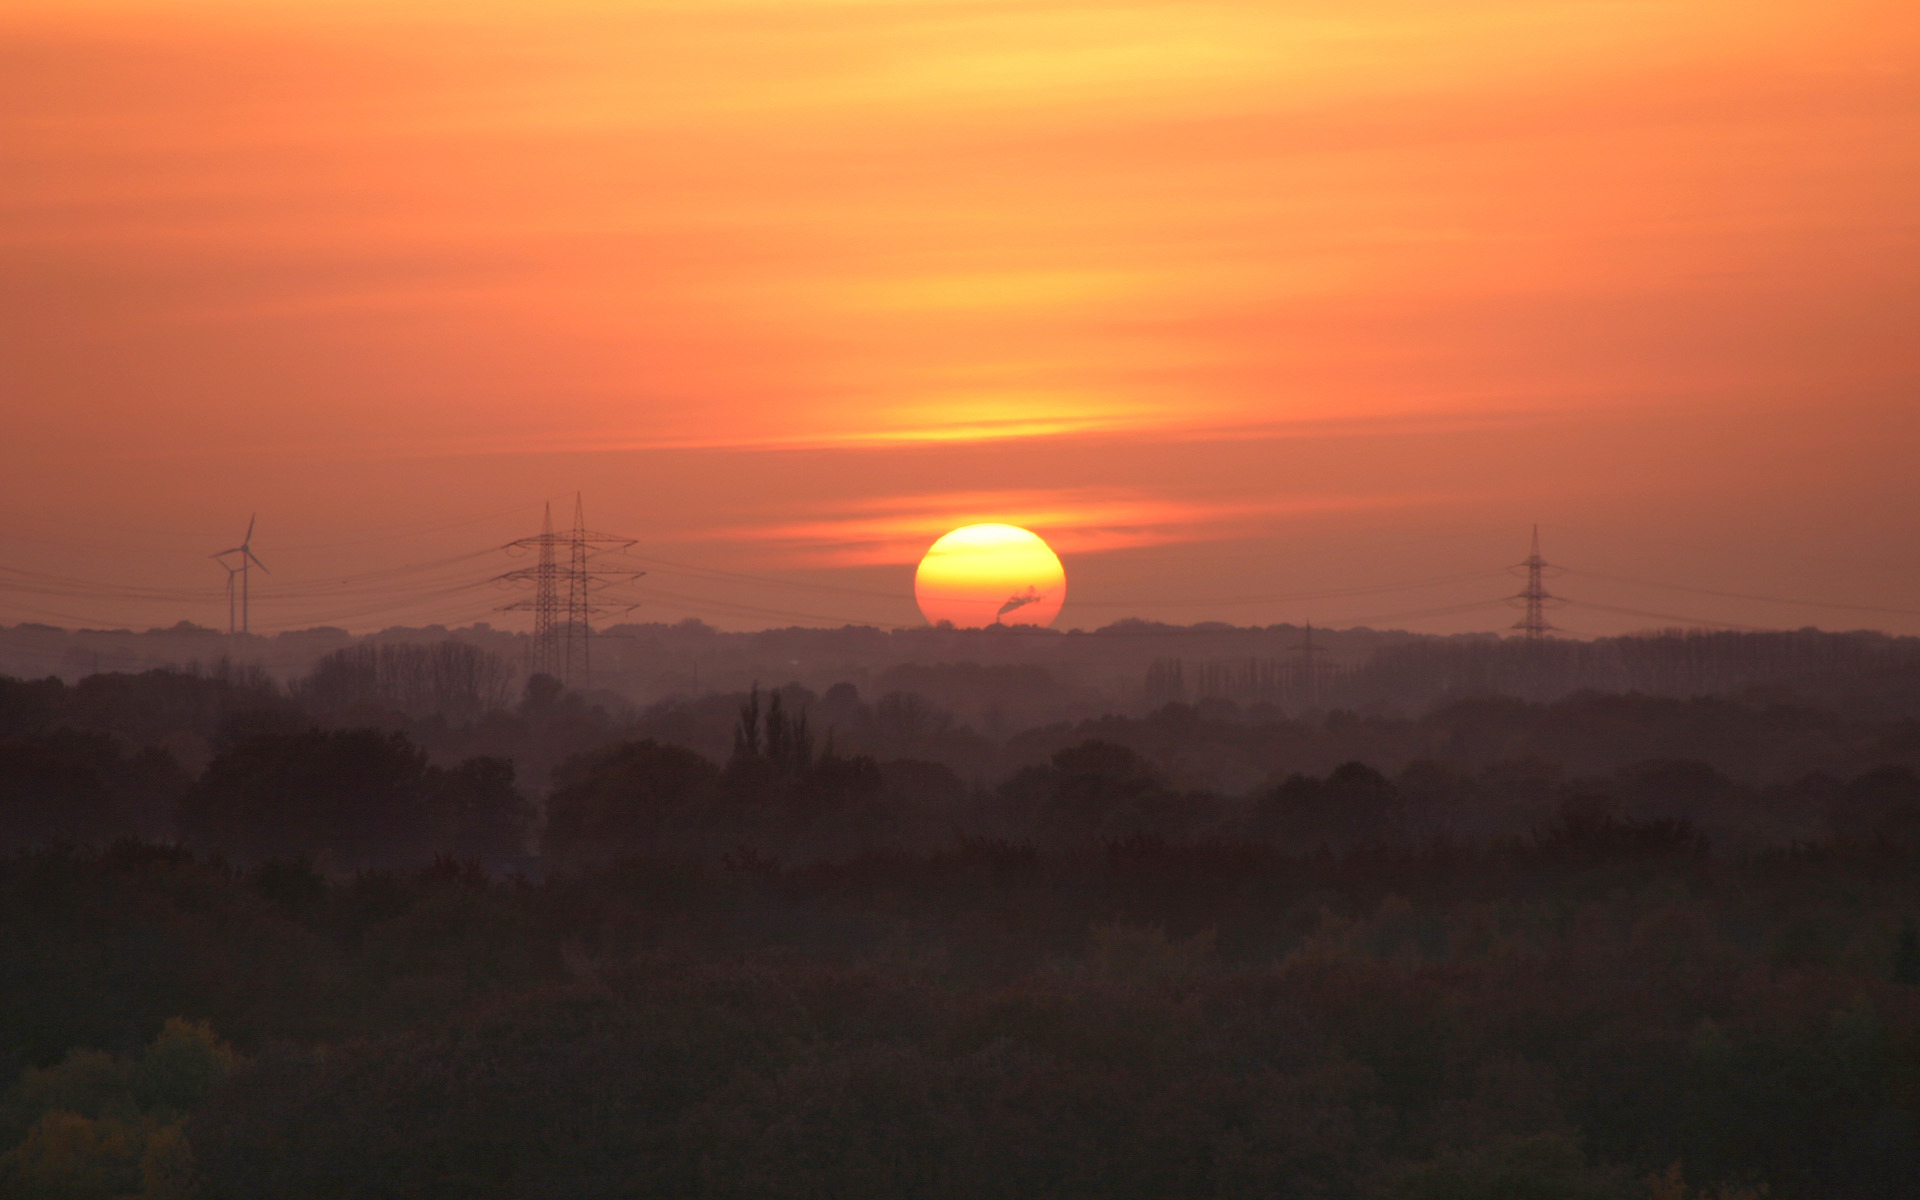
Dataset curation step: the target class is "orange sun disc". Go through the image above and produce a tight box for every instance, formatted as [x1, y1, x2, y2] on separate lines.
[913, 523, 1066, 629]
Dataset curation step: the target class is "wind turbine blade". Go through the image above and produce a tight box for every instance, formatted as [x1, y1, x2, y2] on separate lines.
[245, 513, 256, 543]
[246, 550, 270, 574]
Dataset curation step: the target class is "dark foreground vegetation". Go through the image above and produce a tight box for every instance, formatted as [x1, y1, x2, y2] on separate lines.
[4, 661, 1920, 1198]
[6, 836, 1918, 1199]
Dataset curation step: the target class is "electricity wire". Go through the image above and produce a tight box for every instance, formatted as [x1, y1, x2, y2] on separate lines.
[1559, 599, 1774, 633]
[630, 552, 1509, 610]
[1565, 568, 1920, 619]
[1061, 570, 1512, 609]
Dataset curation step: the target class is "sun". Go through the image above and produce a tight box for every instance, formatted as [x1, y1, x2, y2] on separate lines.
[914, 524, 1066, 629]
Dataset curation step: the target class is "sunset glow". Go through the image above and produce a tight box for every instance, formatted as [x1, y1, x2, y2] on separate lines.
[914, 525, 1066, 630]
[1, 0, 1917, 635]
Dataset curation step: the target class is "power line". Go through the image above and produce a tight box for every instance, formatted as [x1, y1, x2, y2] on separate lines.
[1063, 569, 1512, 609]
[630, 551, 1510, 610]
[270, 500, 552, 552]
[631, 583, 895, 628]
[1559, 599, 1773, 633]
[1338, 597, 1516, 627]
[1565, 568, 1920, 619]
[0, 499, 558, 554]
[626, 553, 907, 600]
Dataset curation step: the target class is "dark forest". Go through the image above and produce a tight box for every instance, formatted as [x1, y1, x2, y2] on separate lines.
[4, 636, 1920, 1198]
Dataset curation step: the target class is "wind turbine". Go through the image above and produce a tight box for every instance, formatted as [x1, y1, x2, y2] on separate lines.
[213, 515, 269, 635]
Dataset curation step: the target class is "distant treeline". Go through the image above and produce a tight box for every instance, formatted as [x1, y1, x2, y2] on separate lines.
[1151, 627, 1920, 714]
[6, 663, 1920, 867]
[295, 640, 515, 722]
[7, 619, 1919, 729]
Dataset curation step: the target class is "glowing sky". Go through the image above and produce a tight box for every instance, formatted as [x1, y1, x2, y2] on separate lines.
[3, 0, 1918, 635]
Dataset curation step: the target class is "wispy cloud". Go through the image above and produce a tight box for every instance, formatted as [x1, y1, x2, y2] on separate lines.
[279, 400, 1582, 462]
[703, 487, 1444, 566]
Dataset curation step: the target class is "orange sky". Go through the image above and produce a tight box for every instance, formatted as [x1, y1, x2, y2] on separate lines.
[3, 0, 1918, 636]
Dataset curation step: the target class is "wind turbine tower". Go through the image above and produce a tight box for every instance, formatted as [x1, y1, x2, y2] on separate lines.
[213, 515, 270, 636]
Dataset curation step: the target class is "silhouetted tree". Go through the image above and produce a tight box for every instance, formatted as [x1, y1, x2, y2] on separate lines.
[543, 739, 722, 868]
[299, 641, 514, 722]
[0, 732, 186, 849]
[180, 729, 434, 867]
[1829, 766, 1920, 846]
[732, 683, 763, 764]
[1258, 761, 1401, 849]
[517, 673, 564, 719]
[1894, 919, 1920, 986]
[426, 756, 532, 864]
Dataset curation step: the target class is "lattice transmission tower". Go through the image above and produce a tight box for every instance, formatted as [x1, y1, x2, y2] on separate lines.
[1293, 621, 1325, 707]
[1510, 525, 1562, 639]
[498, 495, 641, 688]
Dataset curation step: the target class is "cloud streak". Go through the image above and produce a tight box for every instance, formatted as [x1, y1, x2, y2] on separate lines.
[704, 487, 1450, 567]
